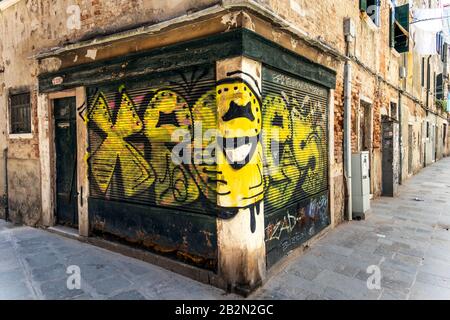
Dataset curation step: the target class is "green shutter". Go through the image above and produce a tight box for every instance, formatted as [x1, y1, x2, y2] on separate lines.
[395, 4, 410, 31]
[393, 4, 410, 53]
[360, 0, 368, 12]
[436, 73, 444, 100]
[389, 8, 395, 48]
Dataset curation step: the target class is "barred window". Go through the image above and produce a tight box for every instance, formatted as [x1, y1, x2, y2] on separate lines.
[9, 92, 31, 134]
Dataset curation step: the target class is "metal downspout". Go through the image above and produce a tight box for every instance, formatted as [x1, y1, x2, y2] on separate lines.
[344, 40, 352, 221]
[398, 92, 403, 185]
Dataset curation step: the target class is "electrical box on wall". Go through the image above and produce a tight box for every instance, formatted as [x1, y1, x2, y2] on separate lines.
[399, 66, 407, 79]
[344, 18, 356, 41]
[351, 151, 371, 220]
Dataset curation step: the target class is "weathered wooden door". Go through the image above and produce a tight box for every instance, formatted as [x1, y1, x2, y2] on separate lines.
[54, 97, 78, 227]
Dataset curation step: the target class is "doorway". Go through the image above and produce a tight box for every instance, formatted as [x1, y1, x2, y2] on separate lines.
[54, 97, 78, 227]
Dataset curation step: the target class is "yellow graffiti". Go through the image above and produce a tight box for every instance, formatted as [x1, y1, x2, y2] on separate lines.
[88, 90, 154, 197]
[216, 81, 264, 209]
[191, 89, 219, 203]
[262, 94, 300, 210]
[291, 97, 327, 195]
[262, 93, 327, 210]
[87, 79, 327, 221]
[144, 89, 199, 206]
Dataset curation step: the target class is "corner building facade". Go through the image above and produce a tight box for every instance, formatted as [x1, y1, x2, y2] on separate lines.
[0, 0, 448, 293]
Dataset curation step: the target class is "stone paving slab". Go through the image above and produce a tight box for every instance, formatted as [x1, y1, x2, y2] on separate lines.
[1, 158, 450, 300]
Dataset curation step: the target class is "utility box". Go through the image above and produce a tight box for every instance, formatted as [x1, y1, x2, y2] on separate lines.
[352, 151, 371, 220]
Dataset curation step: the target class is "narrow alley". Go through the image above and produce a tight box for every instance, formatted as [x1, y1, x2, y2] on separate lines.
[1, 158, 450, 300]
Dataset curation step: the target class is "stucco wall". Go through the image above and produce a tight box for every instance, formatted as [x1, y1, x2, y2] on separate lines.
[0, 0, 221, 225]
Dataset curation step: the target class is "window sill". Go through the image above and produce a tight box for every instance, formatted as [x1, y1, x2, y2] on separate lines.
[361, 12, 379, 31]
[0, 0, 22, 11]
[391, 48, 401, 58]
[9, 133, 33, 140]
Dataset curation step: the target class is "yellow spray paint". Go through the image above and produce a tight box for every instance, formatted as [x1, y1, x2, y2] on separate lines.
[262, 94, 300, 210]
[215, 81, 264, 211]
[144, 89, 199, 206]
[88, 89, 154, 197]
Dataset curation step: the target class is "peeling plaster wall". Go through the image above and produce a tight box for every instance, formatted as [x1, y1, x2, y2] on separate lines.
[0, 0, 220, 226]
[0, 45, 5, 219]
[253, 0, 447, 201]
[247, 0, 404, 205]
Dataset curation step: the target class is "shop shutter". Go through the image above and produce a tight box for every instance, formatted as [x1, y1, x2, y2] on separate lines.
[262, 67, 330, 267]
[86, 66, 218, 216]
[262, 67, 329, 216]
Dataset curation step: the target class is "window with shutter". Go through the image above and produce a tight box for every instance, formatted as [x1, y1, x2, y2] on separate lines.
[360, 0, 368, 12]
[361, 0, 380, 27]
[436, 73, 444, 100]
[442, 43, 448, 63]
[390, 4, 410, 53]
[9, 92, 31, 134]
[421, 57, 425, 87]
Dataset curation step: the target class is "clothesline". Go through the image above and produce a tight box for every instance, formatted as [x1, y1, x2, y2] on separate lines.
[411, 15, 450, 24]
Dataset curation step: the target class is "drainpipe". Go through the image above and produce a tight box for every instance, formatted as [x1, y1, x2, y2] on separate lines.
[344, 35, 352, 221]
[3, 148, 8, 222]
[427, 56, 432, 108]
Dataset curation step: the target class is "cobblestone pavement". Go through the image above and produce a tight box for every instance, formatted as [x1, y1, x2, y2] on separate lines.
[1, 158, 450, 300]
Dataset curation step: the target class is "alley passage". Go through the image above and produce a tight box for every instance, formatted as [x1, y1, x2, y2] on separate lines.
[1, 158, 450, 300]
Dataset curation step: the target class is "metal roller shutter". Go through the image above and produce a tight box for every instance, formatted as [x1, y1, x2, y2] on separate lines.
[262, 66, 330, 267]
[86, 66, 218, 216]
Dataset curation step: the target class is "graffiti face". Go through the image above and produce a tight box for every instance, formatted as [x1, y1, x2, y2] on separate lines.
[263, 94, 300, 210]
[88, 90, 154, 197]
[144, 90, 192, 142]
[215, 81, 264, 214]
[191, 89, 219, 202]
[86, 68, 328, 242]
[291, 97, 327, 195]
[143, 89, 198, 206]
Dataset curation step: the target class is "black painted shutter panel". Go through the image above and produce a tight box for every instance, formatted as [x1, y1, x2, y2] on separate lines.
[394, 4, 410, 53]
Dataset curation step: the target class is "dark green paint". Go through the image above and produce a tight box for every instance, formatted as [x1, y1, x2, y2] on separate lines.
[38, 29, 336, 93]
[54, 97, 79, 227]
[88, 197, 218, 271]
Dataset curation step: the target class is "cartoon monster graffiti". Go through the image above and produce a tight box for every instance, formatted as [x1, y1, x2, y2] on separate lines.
[88, 87, 154, 198]
[190, 89, 219, 204]
[262, 94, 300, 211]
[143, 89, 199, 206]
[86, 69, 328, 239]
[215, 80, 265, 233]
